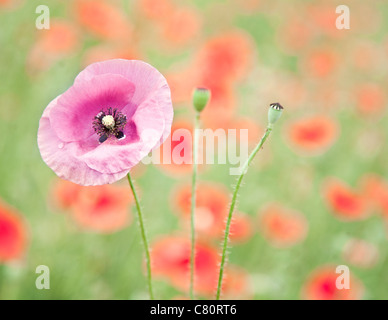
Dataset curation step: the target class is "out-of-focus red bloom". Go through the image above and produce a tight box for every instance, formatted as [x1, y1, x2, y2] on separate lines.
[0, 200, 28, 263]
[138, 0, 173, 21]
[355, 83, 386, 115]
[302, 48, 338, 78]
[360, 174, 388, 217]
[156, 119, 194, 176]
[71, 184, 132, 233]
[286, 115, 339, 155]
[82, 45, 140, 67]
[37, 20, 80, 54]
[323, 178, 370, 221]
[302, 265, 364, 300]
[150, 235, 220, 296]
[160, 7, 201, 46]
[306, 4, 342, 38]
[343, 238, 379, 269]
[172, 183, 228, 235]
[229, 213, 253, 243]
[52, 179, 83, 209]
[74, 0, 132, 40]
[195, 32, 254, 82]
[27, 19, 80, 73]
[258, 204, 308, 248]
[52, 179, 132, 233]
[0, 0, 23, 9]
[166, 67, 198, 105]
[172, 183, 253, 243]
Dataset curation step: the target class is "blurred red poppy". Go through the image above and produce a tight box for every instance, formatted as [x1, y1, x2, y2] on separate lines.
[160, 7, 201, 46]
[360, 174, 388, 217]
[71, 184, 133, 233]
[258, 204, 308, 248]
[52, 179, 132, 233]
[355, 83, 386, 115]
[150, 235, 220, 296]
[82, 45, 140, 67]
[323, 178, 370, 221]
[52, 179, 83, 209]
[172, 183, 253, 243]
[27, 19, 80, 73]
[302, 48, 338, 78]
[74, 0, 132, 40]
[302, 265, 364, 300]
[138, 0, 173, 21]
[286, 115, 339, 155]
[0, 200, 28, 263]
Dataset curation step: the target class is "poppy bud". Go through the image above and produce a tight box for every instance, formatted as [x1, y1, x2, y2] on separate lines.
[268, 102, 283, 127]
[192, 87, 211, 113]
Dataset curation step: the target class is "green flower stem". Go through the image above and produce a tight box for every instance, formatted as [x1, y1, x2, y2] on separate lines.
[216, 126, 273, 300]
[190, 112, 200, 300]
[0, 265, 4, 299]
[127, 172, 154, 300]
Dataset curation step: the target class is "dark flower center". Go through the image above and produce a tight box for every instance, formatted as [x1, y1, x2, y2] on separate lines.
[93, 107, 127, 143]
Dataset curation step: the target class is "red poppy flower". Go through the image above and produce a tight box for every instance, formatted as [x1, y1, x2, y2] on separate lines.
[172, 183, 229, 235]
[302, 265, 364, 300]
[355, 83, 386, 115]
[150, 235, 220, 296]
[360, 174, 388, 217]
[323, 178, 370, 221]
[51, 179, 133, 233]
[159, 7, 201, 46]
[74, 0, 132, 40]
[195, 31, 254, 82]
[27, 19, 80, 73]
[138, 0, 173, 21]
[70, 184, 133, 233]
[286, 115, 339, 155]
[302, 48, 338, 78]
[52, 179, 83, 209]
[172, 183, 252, 243]
[82, 45, 140, 67]
[258, 204, 308, 247]
[0, 200, 28, 263]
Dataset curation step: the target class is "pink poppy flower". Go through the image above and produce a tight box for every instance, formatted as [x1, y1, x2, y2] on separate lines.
[38, 59, 173, 186]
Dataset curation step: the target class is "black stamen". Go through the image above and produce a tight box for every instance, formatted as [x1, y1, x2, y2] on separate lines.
[99, 133, 108, 144]
[93, 108, 127, 143]
[116, 131, 124, 139]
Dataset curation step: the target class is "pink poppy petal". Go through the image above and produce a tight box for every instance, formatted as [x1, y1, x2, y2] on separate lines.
[74, 59, 173, 146]
[80, 97, 165, 174]
[50, 73, 135, 142]
[38, 98, 129, 185]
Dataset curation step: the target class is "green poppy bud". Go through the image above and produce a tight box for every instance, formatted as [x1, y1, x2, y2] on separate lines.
[192, 87, 211, 113]
[268, 102, 283, 127]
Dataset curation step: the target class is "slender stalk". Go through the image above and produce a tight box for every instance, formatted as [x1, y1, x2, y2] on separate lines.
[127, 172, 154, 300]
[0, 265, 4, 299]
[216, 126, 273, 299]
[190, 112, 200, 300]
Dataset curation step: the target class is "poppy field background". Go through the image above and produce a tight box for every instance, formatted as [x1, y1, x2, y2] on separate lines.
[1, 0, 388, 299]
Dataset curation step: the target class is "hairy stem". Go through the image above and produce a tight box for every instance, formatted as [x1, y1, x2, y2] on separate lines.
[216, 127, 272, 300]
[190, 112, 200, 299]
[127, 172, 154, 300]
